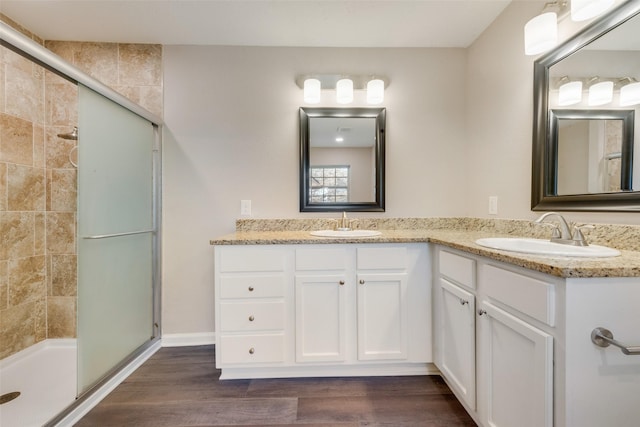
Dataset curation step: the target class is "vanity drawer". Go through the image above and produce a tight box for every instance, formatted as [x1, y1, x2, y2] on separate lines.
[482, 264, 555, 327]
[219, 275, 285, 299]
[296, 247, 348, 271]
[219, 247, 286, 272]
[219, 301, 285, 332]
[357, 246, 407, 270]
[219, 334, 285, 365]
[439, 250, 476, 289]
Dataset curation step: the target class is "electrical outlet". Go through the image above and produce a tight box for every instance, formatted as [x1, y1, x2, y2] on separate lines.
[240, 200, 251, 216]
[488, 196, 498, 215]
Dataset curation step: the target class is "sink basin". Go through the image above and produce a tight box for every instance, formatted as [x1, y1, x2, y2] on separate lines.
[475, 237, 620, 258]
[310, 230, 382, 238]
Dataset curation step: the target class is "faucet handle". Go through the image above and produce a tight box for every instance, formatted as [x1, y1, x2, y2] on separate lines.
[571, 224, 594, 246]
[348, 218, 359, 229]
[537, 222, 561, 239]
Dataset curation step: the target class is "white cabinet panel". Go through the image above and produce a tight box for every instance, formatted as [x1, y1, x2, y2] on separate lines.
[357, 273, 408, 360]
[478, 302, 553, 427]
[295, 274, 348, 362]
[440, 278, 476, 410]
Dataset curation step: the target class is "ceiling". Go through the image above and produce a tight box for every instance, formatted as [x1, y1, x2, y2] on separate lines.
[0, 0, 513, 47]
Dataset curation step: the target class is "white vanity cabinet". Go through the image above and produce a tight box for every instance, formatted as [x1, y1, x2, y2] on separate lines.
[434, 245, 640, 427]
[434, 247, 555, 427]
[214, 243, 430, 379]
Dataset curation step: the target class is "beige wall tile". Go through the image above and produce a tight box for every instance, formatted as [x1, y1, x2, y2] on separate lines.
[118, 44, 162, 86]
[74, 42, 119, 87]
[34, 298, 46, 341]
[47, 296, 76, 338]
[0, 62, 5, 115]
[7, 164, 45, 211]
[50, 168, 77, 212]
[8, 255, 45, 306]
[34, 212, 45, 255]
[0, 260, 7, 310]
[138, 85, 163, 118]
[0, 212, 34, 260]
[5, 63, 43, 124]
[45, 82, 78, 126]
[0, 113, 34, 165]
[51, 254, 77, 297]
[0, 300, 38, 359]
[0, 162, 6, 211]
[33, 124, 45, 168]
[46, 212, 75, 254]
[44, 41, 75, 64]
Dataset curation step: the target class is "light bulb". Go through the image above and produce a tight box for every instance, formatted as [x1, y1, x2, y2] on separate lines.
[366, 79, 384, 104]
[588, 81, 613, 106]
[558, 81, 583, 106]
[336, 79, 353, 104]
[571, 0, 615, 21]
[620, 82, 640, 107]
[303, 78, 321, 104]
[524, 12, 558, 56]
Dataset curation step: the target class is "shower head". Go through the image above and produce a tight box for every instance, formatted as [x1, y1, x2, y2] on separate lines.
[57, 127, 78, 140]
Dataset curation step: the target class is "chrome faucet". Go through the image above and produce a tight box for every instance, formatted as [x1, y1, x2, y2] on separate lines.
[335, 212, 358, 231]
[534, 212, 592, 246]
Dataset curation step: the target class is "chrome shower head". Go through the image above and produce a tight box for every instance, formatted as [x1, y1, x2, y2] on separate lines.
[57, 127, 78, 140]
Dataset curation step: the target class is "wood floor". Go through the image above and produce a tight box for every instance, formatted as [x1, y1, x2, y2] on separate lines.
[75, 345, 477, 426]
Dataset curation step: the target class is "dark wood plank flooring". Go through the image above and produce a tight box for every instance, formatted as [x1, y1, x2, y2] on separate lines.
[75, 345, 477, 426]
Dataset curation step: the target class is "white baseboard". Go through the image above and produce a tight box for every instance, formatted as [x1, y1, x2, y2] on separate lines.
[161, 332, 216, 347]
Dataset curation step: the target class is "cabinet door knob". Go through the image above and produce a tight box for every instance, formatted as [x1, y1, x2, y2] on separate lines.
[359, 279, 365, 285]
[249, 315, 255, 322]
[459, 299, 469, 305]
[249, 347, 255, 354]
[248, 286, 254, 292]
[339, 280, 345, 285]
[478, 309, 487, 316]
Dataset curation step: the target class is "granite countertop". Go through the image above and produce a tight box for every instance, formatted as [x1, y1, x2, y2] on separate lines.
[210, 227, 640, 279]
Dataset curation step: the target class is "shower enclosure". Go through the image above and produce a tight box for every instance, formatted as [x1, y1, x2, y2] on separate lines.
[0, 20, 161, 426]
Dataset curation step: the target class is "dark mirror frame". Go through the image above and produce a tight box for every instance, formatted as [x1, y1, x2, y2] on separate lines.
[532, 1, 640, 211]
[300, 107, 386, 212]
[548, 109, 635, 195]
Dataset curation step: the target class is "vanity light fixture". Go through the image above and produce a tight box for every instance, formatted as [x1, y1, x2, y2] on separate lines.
[336, 79, 354, 104]
[588, 79, 614, 106]
[366, 79, 385, 104]
[335, 136, 344, 143]
[620, 80, 640, 107]
[571, 0, 615, 21]
[303, 78, 321, 104]
[558, 79, 583, 106]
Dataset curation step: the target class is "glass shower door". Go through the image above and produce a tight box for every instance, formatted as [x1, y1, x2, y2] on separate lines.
[77, 85, 157, 394]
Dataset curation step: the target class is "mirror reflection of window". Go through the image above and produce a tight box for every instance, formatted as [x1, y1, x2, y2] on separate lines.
[309, 166, 350, 203]
[556, 119, 624, 195]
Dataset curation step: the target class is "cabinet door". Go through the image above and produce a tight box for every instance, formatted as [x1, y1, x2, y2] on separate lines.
[357, 273, 408, 361]
[478, 302, 553, 427]
[295, 274, 347, 362]
[440, 278, 476, 410]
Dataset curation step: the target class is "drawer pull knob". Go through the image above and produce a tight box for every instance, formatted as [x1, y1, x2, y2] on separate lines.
[339, 280, 345, 285]
[248, 286, 254, 292]
[478, 309, 487, 316]
[249, 315, 255, 322]
[249, 347, 255, 354]
[359, 279, 365, 285]
[459, 299, 469, 305]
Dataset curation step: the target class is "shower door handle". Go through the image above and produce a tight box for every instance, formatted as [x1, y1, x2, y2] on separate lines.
[82, 229, 156, 239]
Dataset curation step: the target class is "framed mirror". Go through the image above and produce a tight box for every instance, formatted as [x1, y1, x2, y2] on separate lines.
[532, 2, 640, 211]
[300, 107, 385, 212]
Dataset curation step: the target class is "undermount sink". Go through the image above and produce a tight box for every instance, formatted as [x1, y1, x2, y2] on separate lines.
[475, 237, 621, 258]
[310, 229, 382, 238]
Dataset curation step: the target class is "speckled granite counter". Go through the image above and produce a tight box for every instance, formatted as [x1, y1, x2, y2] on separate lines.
[210, 218, 640, 279]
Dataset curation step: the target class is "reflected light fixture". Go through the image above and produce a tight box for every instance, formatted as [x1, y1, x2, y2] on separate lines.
[620, 81, 640, 107]
[558, 80, 583, 106]
[524, 11, 558, 56]
[336, 79, 353, 104]
[588, 80, 613, 106]
[571, 0, 615, 21]
[367, 79, 385, 104]
[303, 78, 321, 104]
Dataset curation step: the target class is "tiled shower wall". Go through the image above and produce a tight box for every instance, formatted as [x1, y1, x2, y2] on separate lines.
[0, 14, 162, 359]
